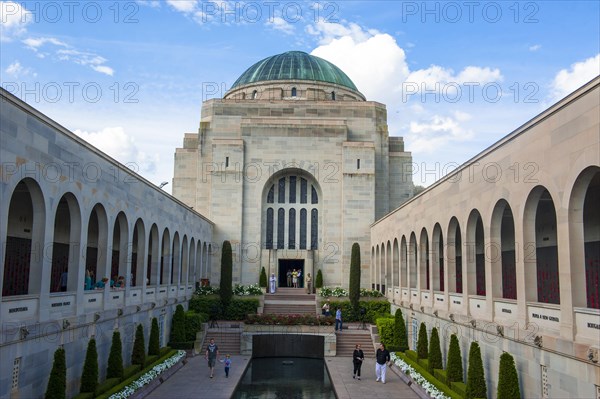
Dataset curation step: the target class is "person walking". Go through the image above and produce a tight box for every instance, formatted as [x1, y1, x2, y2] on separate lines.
[375, 343, 391, 384]
[305, 272, 312, 294]
[269, 273, 277, 294]
[352, 344, 364, 380]
[220, 354, 232, 378]
[335, 307, 343, 333]
[205, 338, 219, 378]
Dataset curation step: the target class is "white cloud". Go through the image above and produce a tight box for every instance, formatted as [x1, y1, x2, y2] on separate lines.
[4, 60, 35, 78]
[166, 0, 198, 13]
[406, 65, 502, 92]
[306, 19, 378, 45]
[551, 54, 600, 100]
[0, 1, 31, 41]
[22, 37, 115, 76]
[74, 127, 158, 174]
[529, 44, 541, 52]
[136, 0, 161, 8]
[266, 16, 295, 35]
[408, 112, 474, 153]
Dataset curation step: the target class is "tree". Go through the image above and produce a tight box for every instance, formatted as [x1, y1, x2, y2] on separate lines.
[315, 269, 323, 289]
[45, 347, 66, 399]
[131, 324, 146, 367]
[413, 185, 425, 196]
[497, 352, 521, 399]
[446, 334, 464, 385]
[428, 327, 443, 372]
[80, 338, 98, 393]
[395, 309, 409, 352]
[107, 331, 124, 380]
[220, 240, 233, 310]
[148, 317, 160, 356]
[416, 322, 428, 359]
[170, 304, 186, 343]
[465, 341, 487, 399]
[349, 243, 361, 312]
[259, 267, 267, 288]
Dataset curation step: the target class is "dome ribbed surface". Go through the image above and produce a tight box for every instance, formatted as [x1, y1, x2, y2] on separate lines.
[230, 51, 358, 91]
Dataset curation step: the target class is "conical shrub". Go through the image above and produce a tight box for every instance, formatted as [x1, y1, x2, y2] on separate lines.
[259, 267, 267, 288]
[107, 331, 124, 380]
[416, 322, 428, 359]
[220, 241, 233, 309]
[497, 352, 521, 399]
[349, 243, 361, 312]
[428, 327, 443, 372]
[446, 334, 463, 384]
[170, 304, 186, 343]
[80, 338, 98, 393]
[45, 347, 66, 399]
[395, 309, 409, 352]
[148, 317, 160, 356]
[465, 341, 486, 399]
[131, 324, 146, 367]
[315, 269, 323, 288]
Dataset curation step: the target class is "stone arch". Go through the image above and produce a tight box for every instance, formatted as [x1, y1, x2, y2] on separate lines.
[400, 235, 408, 288]
[419, 227, 430, 290]
[393, 238, 400, 287]
[131, 218, 146, 287]
[189, 237, 196, 286]
[447, 217, 463, 294]
[466, 209, 485, 296]
[85, 204, 109, 289]
[523, 186, 560, 304]
[432, 223, 444, 292]
[181, 235, 189, 286]
[148, 223, 160, 285]
[490, 199, 516, 299]
[409, 232, 417, 288]
[49, 192, 81, 293]
[110, 212, 129, 285]
[2, 178, 46, 296]
[568, 166, 600, 308]
[160, 228, 171, 285]
[171, 232, 181, 284]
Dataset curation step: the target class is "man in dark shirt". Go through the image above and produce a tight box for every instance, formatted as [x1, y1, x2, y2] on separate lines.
[375, 343, 391, 384]
[205, 338, 219, 378]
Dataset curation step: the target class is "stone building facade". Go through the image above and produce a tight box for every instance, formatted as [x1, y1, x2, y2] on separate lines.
[0, 88, 213, 398]
[371, 77, 600, 398]
[173, 51, 413, 288]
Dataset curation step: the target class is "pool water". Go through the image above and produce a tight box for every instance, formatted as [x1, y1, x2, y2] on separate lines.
[232, 357, 336, 399]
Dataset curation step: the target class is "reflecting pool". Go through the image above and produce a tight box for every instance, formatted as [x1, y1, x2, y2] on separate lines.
[232, 357, 336, 399]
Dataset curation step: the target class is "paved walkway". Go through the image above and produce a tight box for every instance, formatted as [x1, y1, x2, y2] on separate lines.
[145, 354, 422, 399]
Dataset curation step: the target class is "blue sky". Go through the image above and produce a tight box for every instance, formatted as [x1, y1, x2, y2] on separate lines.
[2, 0, 599, 191]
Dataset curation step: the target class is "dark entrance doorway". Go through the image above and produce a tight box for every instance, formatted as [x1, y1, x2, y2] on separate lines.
[278, 259, 304, 288]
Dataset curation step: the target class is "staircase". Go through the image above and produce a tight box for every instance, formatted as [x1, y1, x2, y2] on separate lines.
[205, 325, 242, 355]
[335, 329, 375, 358]
[263, 287, 316, 315]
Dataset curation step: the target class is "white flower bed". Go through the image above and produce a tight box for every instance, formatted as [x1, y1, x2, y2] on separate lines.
[108, 350, 186, 399]
[390, 352, 451, 399]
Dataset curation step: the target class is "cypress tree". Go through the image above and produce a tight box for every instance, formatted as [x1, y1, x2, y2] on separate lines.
[416, 322, 428, 359]
[497, 352, 521, 399]
[170, 304, 186, 343]
[465, 341, 487, 399]
[315, 269, 323, 289]
[349, 243, 361, 312]
[148, 317, 160, 356]
[428, 327, 443, 372]
[259, 267, 268, 288]
[107, 331, 124, 380]
[395, 308, 409, 352]
[446, 334, 464, 385]
[131, 324, 146, 367]
[80, 338, 98, 393]
[220, 241, 233, 310]
[45, 347, 66, 399]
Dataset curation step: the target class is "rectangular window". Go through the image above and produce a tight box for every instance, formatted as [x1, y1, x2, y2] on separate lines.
[541, 365, 549, 398]
[159, 316, 165, 347]
[411, 318, 418, 350]
[300, 178, 307, 204]
[278, 178, 286, 203]
[289, 176, 297, 203]
[12, 357, 21, 390]
[225, 157, 229, 168]
[357, 159, 360, 170]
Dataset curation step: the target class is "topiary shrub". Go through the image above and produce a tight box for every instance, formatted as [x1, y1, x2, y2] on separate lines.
[465, 341, 486, 399]
[315, 269, 323, 289]
[259, 267, 267, 288]
[131, 324, 146, 368]
[428, 327, 443, 373]
[416, 322, 428, 359]
[446, 334, 463, 385]
[349, 243, 361, 312]
[497, 352, 521, 399]
[106, 331, 124, 380]
[185, 311, 208, 342]
[395, 308, 409, 352]
[148, 318, 160, 356]
[375, 317, 396, 348]
[45, 347, 66, 399]
[170, 304, 186, 344]
[220, 240, 233, 310]
[80, 338, 98, 393]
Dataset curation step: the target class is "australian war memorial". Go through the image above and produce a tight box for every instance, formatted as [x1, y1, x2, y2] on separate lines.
[173, 51, 413, 288]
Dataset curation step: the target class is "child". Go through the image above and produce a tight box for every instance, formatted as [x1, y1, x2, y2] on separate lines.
[220, 354, 232, 378]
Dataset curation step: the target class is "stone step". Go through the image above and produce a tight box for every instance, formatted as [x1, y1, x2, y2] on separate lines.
[335, 331, 375, 357]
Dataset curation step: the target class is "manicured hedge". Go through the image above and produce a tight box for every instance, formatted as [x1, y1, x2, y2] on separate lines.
[185, 311, 208, 341]
[94, 378, 119, 396]
[123, 364, 141, 380]
[320, 300, 390, 323]
[395, 351, 464, 399]
[375, 317, 397, 349]
[189, 296, 259, 320]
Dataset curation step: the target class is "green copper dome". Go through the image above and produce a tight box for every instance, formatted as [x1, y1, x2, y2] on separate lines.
[230, 51, 359, 91]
